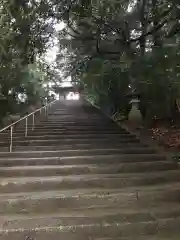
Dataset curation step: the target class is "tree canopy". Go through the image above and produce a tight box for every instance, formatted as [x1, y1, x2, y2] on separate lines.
[57, 0, 180, 121]
[0, 0, 61, 119]
[0, 0, 180, 123]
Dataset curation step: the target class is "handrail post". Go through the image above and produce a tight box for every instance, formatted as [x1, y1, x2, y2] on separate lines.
[32, 113, 35, 130]
[0, 100, 57, 141]
[10, 126, 13, 152]
[25, 117, 28, 137]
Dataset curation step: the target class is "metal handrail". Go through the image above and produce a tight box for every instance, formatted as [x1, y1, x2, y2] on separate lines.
[0, 100, 57, 152]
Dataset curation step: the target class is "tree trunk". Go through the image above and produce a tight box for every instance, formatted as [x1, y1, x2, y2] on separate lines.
[152, 0, 162, 47]
[139, 0, 148, 56]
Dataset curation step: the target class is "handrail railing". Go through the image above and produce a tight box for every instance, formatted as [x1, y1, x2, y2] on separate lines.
[0, 100, 57, 152]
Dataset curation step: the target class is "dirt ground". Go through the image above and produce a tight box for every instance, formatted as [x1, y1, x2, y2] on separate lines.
[121, 120, 180, 158]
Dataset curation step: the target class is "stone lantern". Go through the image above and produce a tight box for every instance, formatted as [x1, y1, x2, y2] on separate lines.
[128, 92, 142, 129]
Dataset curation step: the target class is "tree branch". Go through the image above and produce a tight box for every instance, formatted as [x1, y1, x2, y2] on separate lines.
[66, 21, 96, 40]
[65, 54, 97, 78]
[56, 0, 77, 20]
[129, 6, 175, 43]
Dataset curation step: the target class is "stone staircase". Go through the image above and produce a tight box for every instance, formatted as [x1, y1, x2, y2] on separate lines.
[0, 100, 180, 239]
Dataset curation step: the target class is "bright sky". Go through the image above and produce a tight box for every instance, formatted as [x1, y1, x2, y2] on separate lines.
[45, 21, 72, 86]
[46, 0, 137, 62]
[45, 22, 65, 63]
[45, 1, 136, 86]
[127, 0, 137, 12]
[46, 0, 135, 86]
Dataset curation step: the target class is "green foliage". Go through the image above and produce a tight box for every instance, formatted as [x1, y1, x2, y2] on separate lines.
[1, 0, 180, 124]
[57, 0, 180, 122]
[135, 47, 180, 120]
[0, 0, 60, 119]
[80, 57, 130, 115]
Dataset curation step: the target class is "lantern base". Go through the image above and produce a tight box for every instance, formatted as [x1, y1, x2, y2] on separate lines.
[128, 107, 142, 129]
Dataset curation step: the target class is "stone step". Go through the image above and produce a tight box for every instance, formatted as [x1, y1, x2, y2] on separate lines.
[0, 170, 180, 193]
[1, 234, 179, 240]
[0, 133, 137, 141]
[0, 139, 142, 147]
[1, 220, 180, 240]
[0, 100, 177, 239]
[34, 122, 114, 126]
[1, 126, 124, 131]
[0, 129, 129, 137]
[0, 130, 130, 135]
[6, 123, 126, 129]
[47, 113, 102, 116]
[25, 120, 116, 125]
[43, 121, 109, 124]
[13, 126, 122, 132]
[0, 153, 165, 167]
[0, 131, 137, 142]
[1, 206, 180, 239]
[14, 125, 124, 130]
[1, 183, 180, 214]
[0, 135, 139, 143]
[0, 161, 176, 177]
[0, 145, 158, 153]
[2, 205, 180, 230]
[41, 116, 107, 119]
[0, 149, 163, 158]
